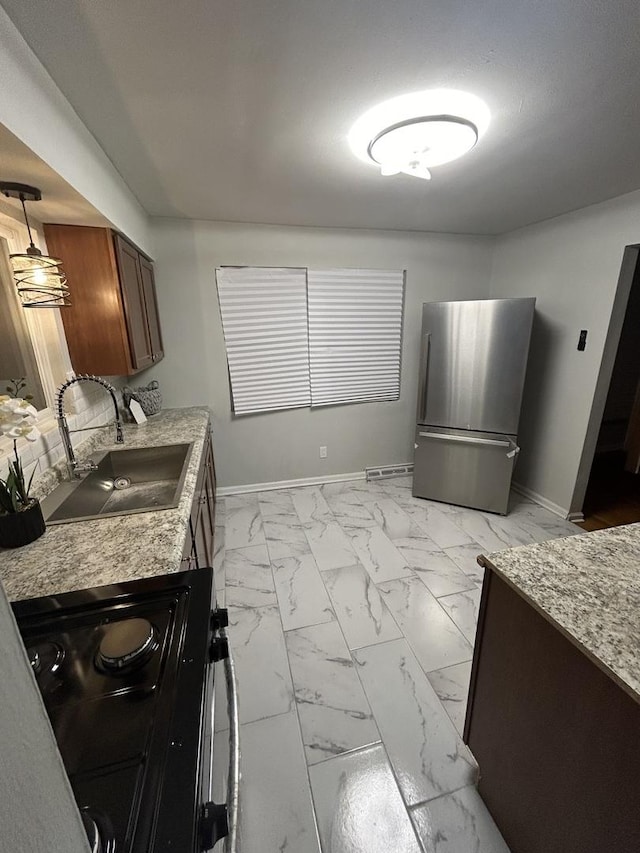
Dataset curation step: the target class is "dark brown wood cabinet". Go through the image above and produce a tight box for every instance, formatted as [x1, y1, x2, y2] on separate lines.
[43, 225, 164, 376]
[182, 430, 217, 570]
[465, 568, 640, 853]
[139, 254, 164, 363]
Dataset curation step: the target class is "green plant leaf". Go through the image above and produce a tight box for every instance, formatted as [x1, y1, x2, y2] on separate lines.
[1, 440, 33, 512]
[26, 466, 36, 501]
[8, 459, 30, 505]
[5, 478, 19, 513]
[0, 480, 16, 514]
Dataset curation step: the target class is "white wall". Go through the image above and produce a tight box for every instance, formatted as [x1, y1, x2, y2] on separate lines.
[0, 6, 151, 254]
[490, 188, 640, 515]
[0, 584, 89, 853]
[150, 219, 494, 488]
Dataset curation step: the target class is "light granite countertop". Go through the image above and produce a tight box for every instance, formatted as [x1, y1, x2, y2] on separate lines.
[0, 407, 210, 602]
[479, 524, 640, 704]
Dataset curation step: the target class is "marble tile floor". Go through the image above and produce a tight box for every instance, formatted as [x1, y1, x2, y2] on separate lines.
[212, 477, 580, 852]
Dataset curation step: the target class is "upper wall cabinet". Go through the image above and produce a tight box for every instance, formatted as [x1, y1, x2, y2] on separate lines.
[43, 225, 164, 376]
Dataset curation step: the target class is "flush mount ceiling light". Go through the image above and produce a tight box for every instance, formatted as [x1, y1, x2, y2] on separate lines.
[0, 181, 70, 307]
[348, 89, 490, 181]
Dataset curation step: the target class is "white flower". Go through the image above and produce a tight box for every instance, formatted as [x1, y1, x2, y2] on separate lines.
[0, 395, 39, 440]
[3, 423, 41, 442]
[0, 396, 38, 419]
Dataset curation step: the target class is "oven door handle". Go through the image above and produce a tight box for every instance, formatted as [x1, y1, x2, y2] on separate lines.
[222, 626, 240, 853]
[201, 625, 240, 852]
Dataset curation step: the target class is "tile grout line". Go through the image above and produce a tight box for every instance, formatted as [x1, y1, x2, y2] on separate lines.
[257, 496, 325, 853]
[348, 636, 425, 838]
[294, 486, 381, 719]
[292, 485, 422, 849]
[313, 485, 473, 734]
[305, 737, 384, 769]
[408, 781, 481, 813]
[349, 630, 474, 841]
[289, 489, 393, 775]
[318, 486, 412, 642]
[378, 740, 427, 852]
[422, 657, 474, 735]
[300, 487, 436, 848]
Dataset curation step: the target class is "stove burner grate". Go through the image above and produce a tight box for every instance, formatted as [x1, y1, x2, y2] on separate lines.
[81, 811, 103, 853]
[27, 641, 64, 678]
[81, 807, 117, 853]
[96, 617, 159, 674]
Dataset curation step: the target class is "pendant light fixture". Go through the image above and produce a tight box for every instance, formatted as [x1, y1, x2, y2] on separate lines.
[348, 89, 490, 181]
[0, 181, 70, 307]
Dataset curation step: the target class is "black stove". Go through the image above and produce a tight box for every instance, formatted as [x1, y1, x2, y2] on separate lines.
[12, 568, 234, 853]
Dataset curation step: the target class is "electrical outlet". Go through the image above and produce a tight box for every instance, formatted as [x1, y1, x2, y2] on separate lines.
[319, 446, 328, 459]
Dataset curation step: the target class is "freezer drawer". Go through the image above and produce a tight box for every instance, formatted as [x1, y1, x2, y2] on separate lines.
[412, 427, 518, 514]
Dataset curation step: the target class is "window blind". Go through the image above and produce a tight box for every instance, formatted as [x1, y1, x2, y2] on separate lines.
[215, 267, 310, 415]
[307, 268, 405, 406]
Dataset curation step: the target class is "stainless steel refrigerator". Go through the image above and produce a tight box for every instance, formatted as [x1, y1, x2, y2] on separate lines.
[413, 297, 536, 514]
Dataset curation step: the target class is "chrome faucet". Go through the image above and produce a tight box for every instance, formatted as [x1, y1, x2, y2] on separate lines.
[56, 374, 124, 478]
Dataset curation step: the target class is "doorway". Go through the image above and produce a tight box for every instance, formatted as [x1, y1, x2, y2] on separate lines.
[578, 254, 640, 530]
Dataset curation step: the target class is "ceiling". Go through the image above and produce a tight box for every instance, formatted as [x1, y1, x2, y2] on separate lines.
[0, 124, 109, 228]
[2, 0, 640, 235]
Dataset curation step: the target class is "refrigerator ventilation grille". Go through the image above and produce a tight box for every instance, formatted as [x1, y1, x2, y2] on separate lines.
[365, 464, 414, 481]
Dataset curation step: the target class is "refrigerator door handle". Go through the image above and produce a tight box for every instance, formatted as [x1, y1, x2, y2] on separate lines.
[417, 333, 431, 423]
[418, 431, 511, 449]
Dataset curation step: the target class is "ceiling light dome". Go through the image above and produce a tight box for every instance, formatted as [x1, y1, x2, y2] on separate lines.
[349, 89, 490, 181]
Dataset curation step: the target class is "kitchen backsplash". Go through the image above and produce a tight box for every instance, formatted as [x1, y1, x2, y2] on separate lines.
[0, 381, 121, 487]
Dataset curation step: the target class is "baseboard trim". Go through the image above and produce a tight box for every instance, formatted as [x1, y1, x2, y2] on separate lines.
[511, 481, 573, 520]
[216, 470, 367, 496]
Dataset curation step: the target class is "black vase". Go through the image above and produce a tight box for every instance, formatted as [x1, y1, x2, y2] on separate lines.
[0, 500, 46, 549]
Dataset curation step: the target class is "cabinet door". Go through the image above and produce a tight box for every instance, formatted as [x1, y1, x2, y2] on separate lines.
[194, 500, 213, 568]
[204, 436, 217, 532]
[114, 235, 153, 371]
[184, 435, 217, 571]
[139, 255, 164, 363]
[181, 524, 197, 570]
[43, 225, 134, 376]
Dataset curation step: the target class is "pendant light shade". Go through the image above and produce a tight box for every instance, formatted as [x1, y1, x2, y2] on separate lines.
[0, 182, 70, 307]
